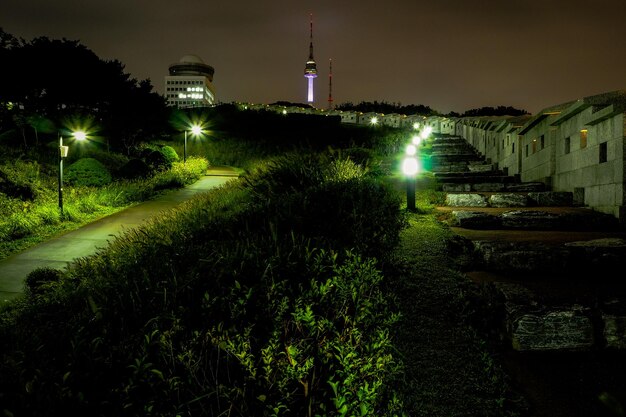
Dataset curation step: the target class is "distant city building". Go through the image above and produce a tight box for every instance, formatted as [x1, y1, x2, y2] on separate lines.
[164, 55, 216, 108]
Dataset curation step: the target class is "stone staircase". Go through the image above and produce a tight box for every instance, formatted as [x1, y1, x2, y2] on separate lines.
[425, 133, 626, 352]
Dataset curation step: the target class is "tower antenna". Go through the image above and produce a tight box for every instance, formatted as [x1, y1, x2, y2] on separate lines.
[328, 59, 333, 110]
[304, 13, 318, 104]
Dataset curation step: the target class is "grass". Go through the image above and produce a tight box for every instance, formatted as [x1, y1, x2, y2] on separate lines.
[386, 213, 529, 417]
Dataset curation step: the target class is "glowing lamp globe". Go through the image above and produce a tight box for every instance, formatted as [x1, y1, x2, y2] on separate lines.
[191, 125, 203, 136]
[402, 157, 419, 176]
[73, 131, 87, 141]
[406, 144, 417, 156]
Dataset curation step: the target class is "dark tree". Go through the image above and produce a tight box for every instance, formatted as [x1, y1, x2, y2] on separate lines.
[335, 100, 437, 116]
[461, 106, 529, 117]
[0, 29, 169, 151]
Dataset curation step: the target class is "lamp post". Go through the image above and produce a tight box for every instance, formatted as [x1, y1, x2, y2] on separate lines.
[402, 144, 419, 211]
[184, 124, 203, 163]
[58, 130, 87, 215]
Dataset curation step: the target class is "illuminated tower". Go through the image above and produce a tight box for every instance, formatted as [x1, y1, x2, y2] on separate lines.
[327, 59, 333, 110]
[304, 14, 317, 104]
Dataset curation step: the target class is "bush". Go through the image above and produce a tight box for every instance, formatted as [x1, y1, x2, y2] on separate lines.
[160, 146, 179, 164]
[65, 158, 112, 187]
[80, 149, 129, 172]
[117, 158, 151, 179]
[0, 160, 42, 200]
[24, 267, 62, 297]
[145, 149, 170, 171]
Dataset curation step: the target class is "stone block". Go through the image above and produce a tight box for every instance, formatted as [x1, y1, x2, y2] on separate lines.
[527, 191, 574, 207]
[442, 183, 471, 192]
[500, 210, 562, 229]
[472, 183, 505, 192]
[511, 310, 595, 351]
[446, 193, 488, 207]
[603, 315, 626, 349]
[489, 193, 530, 208]
[451, 211, 502, 229]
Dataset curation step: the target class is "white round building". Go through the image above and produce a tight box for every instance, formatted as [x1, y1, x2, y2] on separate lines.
[164, 55, 216, 108]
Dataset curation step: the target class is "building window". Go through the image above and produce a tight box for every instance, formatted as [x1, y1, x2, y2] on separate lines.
[580, 129, 588, 149]
[540, 134, 545, 149]
[532, 139, 537, 154]
[599, 142, 607, 163]
[502, 139, 505, 149]
[512, 143, 515, 154]
[525, 144, 529, 157]
[565, 137, 571, 154]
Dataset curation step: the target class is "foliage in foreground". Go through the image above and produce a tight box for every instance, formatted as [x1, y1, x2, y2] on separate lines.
[0, 154, 406, 416]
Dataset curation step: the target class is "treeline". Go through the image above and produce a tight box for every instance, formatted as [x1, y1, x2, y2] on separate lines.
[336, 100, 438, 116]
[335, 101, 528, 118]
[459, 105, 529, 117]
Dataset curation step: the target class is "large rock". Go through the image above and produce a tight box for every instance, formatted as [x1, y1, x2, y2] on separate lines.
[472, 183, 505, 192]
[489, 193, 529, 207]
[451, 211, 502, 229]
[505, 182, 546, 192]
[511, 310, 595, 351]
[500, 210, 562, 229]
[494, 283, 595, 351]
[446, 193, 488, 207]
[527, 191, 573, 207]
[443, 183, 471, 192]
[472, 241, 568, 272]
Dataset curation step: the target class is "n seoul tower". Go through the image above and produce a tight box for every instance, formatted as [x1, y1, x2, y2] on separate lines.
[304, 13, 318, 104]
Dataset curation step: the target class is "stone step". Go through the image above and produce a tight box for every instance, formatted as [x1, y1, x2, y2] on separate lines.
[470, 237, 626, 275]
[436, 175, 518, 185]
[449, 209, 618, 231]
[486, 281, 626, 352]
[428, 154, 484, 163]
[430, 146, 478, 154]
[443, 182, 547, 192]
[445, 191, 573, 208]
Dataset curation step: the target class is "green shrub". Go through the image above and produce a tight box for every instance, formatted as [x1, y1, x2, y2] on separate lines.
[33, 204, 61, 225]
[145, 149, 170, 171]
[117, 158, 151, 179]
[160, 145, 179, 164]
[24, 267, 62, 297]
[5, 212, 39, 239]
[0, 160, 42, 200]
[65, 158, 112, 187]
[80, 149, 129, 172]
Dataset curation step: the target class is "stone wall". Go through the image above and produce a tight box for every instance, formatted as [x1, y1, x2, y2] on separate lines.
[448, 92, 626, 224]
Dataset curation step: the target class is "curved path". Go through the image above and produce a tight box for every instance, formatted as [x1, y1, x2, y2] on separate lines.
[0, 167, 239, 304]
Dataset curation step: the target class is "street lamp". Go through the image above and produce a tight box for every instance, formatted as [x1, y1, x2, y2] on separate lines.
[184, 124, 203, 163]
[58, 130, 87, 215]
[402, 156, 419, 211]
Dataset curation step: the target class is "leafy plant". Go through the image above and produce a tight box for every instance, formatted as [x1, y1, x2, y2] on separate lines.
[65, 157, 112, 187]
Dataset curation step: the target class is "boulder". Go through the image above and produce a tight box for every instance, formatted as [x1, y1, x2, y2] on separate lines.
[446, 193, 488, 207]
[489, 193, 529, 208]
[451, 211, 502, 229]
[500, 210, 562, 229]
[527, 191, 573, 207]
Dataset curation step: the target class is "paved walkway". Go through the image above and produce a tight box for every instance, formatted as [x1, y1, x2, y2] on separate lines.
[0, 167, 239, 304]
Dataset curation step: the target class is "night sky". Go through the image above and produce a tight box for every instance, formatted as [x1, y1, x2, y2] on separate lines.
[2, 0, 626, 114]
